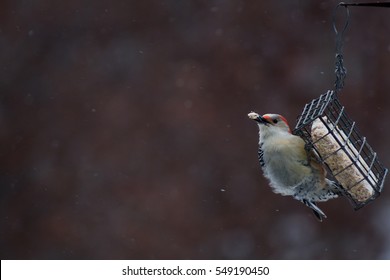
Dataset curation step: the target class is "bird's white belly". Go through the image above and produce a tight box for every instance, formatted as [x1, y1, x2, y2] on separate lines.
[263, 150, 308, 196]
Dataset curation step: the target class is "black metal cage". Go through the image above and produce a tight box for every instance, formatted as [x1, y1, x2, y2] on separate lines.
[293, 90, 388, 209]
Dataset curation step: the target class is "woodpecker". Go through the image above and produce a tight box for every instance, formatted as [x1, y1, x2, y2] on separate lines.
[248, 112, 341, 221]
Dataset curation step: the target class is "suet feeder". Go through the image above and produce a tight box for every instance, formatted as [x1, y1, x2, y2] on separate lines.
[294, 90, 387, 209]
[293, 3, 388, 209]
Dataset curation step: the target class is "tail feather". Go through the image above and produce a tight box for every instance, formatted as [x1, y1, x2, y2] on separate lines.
[302, 199, 327, 222]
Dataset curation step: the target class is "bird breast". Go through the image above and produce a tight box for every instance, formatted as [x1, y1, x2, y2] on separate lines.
[261, 135, 312, 191]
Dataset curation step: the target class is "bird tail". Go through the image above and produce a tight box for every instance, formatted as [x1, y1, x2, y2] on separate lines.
[302, 199, 327, 222]
[299, 180, 344, 221]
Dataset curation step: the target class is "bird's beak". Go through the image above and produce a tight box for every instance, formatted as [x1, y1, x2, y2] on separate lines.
[257, 115, 268, 124]
[248, 112, 268, 124]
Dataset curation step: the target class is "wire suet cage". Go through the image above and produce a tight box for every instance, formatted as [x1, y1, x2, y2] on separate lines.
[293, 90, 388, 209]
[293, 3, 388, 209]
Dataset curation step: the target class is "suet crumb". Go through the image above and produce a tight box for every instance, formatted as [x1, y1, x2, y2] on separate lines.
[248, 112, 259, 119]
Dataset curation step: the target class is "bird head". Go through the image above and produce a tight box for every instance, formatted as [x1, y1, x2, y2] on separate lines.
[248, 112, 291, 135]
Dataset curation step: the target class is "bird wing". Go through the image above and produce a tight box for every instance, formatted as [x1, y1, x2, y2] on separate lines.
[258, 143, 265, 167]
[306, 146, 328, 182]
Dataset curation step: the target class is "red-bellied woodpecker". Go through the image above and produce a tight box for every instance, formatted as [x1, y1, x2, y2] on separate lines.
[248, 112, 341, 221]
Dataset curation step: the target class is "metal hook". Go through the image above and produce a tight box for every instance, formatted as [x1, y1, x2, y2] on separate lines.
[333, 2, 350, 37]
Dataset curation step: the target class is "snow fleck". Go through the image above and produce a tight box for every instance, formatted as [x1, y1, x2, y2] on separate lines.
[175, 78, 185, 88]
[184, 100, 192, 109]
[215, 29, 223, 36]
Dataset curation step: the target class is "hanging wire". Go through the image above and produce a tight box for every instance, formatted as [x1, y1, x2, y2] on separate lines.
[332, 1, 390, 91]
[332, 3, 350, 92]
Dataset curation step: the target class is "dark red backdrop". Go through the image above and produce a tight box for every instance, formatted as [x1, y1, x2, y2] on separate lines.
[1, 0, 389, 259]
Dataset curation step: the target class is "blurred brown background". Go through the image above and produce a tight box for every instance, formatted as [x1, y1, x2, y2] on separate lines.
[1, 0, 390, 259]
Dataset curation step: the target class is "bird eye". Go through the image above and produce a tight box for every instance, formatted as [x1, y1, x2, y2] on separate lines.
[273, 119, 278, 124]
